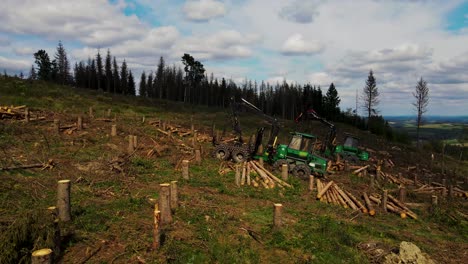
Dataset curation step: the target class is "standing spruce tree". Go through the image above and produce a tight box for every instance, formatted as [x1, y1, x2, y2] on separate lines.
[324, 82, 341, 120]
[128, 70, 136, 96]
[29, 65, 36, 80]
[413, 77, 429, 148]
[105, 50, 112, 93]
[54, 41, 70, 84]
[362, 70, 379, 129]
[147, 72, 154, 98]
[181, 53, 205, 103]
[96, 50, 104, 91]
[33, 50, 52, 81]
[120, 60, 128, 94]
[139, 71, 147, 97]
[156, 56, 165, 99]
[112, 57, 119, 93]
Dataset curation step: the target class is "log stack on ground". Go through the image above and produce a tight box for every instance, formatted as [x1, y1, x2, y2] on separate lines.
[315, 179, 368, 214]
[232, 161, 292, 189]
[368, 193, 418, 219]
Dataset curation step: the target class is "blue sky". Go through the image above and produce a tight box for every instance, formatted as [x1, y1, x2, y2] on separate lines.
[1, 0, 468, 116]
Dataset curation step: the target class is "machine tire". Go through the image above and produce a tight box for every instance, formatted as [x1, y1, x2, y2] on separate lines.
[273, 159, 289, 172]
[340, 153, 359, 164]
[213, 144, 231, 161]
[292, 164, 311, 180]
[231, 147, 249, 163]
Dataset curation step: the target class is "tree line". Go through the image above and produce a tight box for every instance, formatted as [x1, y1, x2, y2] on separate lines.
[28, 41, 432, 145]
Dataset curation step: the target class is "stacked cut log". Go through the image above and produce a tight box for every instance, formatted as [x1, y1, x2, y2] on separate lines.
[368, 193, 418, 219]
[0, 105, 44, 121]
[315, 179, 367, 213]
[234, 161, 292, 189]
[414, 182, 467, 198]
[327, 160, 346, 172]
[0, 105, 26, 119]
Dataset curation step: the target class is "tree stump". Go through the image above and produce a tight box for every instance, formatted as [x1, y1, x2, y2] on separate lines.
[235, 164, 241, 187]
[273, 203, 283, 228]
[309, 175, 315, 192]
[182, 160, 189, 180]
[159, 183, 172, 226]
[370, 174, 375, 189]
[133, 135, 138, 150]
[170, 181, 178, 210]
[25, 108, 30, 122]
[398, 185, 406, 203]
[77, 116, 83, 130]
[107, 109, 111, 118]
[195, 149, 201, 163]
[152, 205, 161, 250]
[31, 248, 53, 264]
[192, 132, 197, 147]
[57, 180, 71, 222]
[382, 190, 388, 213]
[281, 164, 288, 181]
[47, 206, 61, 257]
[53, 119, 60, 134]
[431, 195, 438, 213]
[128, 135, 135, 153]
[89, 107, 93, 119]
[111, 124, 117, 137]
[259, 157, 264, 167]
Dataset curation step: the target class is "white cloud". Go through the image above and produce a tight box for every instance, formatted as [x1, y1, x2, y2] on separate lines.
[183, 0, 226, 22]
[281, 34, 324, 55]
[0, 0, 146, 47]
[13, 47, 35, 56]
[279, 0, 323, 23]
[0, 56, 30, 72]
[308, 72, 333, 86]
[174, 30, 259, 60]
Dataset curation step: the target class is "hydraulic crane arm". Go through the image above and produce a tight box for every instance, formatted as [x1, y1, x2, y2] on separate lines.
[229, 97, 280, 153]
[295, 109, 337, 153]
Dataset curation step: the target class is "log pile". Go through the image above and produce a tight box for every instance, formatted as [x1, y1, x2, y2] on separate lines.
[414, 182, 467, 198]
[368, 193, 418, 219]
[315, 179, 367, 213]
[0, 105, 26, 119]
[0, 105, 44, 121]
[233, 161, 292, 189]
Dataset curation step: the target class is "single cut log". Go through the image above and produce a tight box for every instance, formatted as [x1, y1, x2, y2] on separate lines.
[317, 181, 334, 199]
[31, 248, 53, 264]
[57, 180, 71, 222]
[363, 192, 375, 216]
[246, 163, 251, 185]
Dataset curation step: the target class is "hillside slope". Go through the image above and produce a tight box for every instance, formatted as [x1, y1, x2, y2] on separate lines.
[1, 77, 467, 264]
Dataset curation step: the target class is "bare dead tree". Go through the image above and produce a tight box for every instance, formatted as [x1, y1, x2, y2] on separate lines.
[413, 77, 429, 148]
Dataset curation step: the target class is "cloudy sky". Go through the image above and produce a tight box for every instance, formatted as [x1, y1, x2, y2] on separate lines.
[1, 0, 467, 116]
